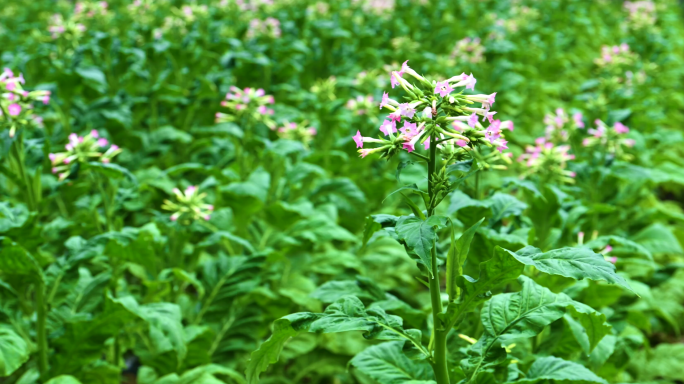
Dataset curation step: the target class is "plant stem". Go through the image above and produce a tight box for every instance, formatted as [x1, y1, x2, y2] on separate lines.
[35, 281, 49, 378]
[427, 134, 450, 384]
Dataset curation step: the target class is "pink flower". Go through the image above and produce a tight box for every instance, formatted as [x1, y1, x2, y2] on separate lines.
[496, 139, 508, 153]
[110, 145, 119, 151]
[614, 122, 629, 134]
[423, 137, 430, 150]
[97, 138, 109, 147]
[388, 111, 402, 122]
[582, 138, 591, 147]
[401, 121, 417, 135]
[91, 130, 99, 138]
[207, 205, 214, 211]
[255, 88, 265, 97]
[186, 185, 197, 194]
[359, 149, 372, 158]
[64, 158, 71, 164]
[6, 82, 15, 91]
[379, 92, 389, 109]
[467, 113, 478, 128]
[572, 113, 584, 128]
[434, 80, 454, 97]
[236, 104, 246, 110]
[7, 103, 21, 116]
[500, 120, 514, 131]
[42, 95, 50, 105]
[464, 73, 477, 90]
[257, 105, 268, 114]
[204, 215, 211, 221]
[400, 60, 410, 76]
[403, 142, 415, 153]
[52, 167, 58, 174]
[390, 72, 400, 88]
[605, 245, 613, 253]
[353, 130, 364, 148]
[456, 140, 468, 147]
[569, 171, 576, 177]
[379, 120, 397, 136]
[398, 103, 416, 118]
[608, 256, 617, 264]
[49, 153, 56, 162]
[624, 138, 636, 147]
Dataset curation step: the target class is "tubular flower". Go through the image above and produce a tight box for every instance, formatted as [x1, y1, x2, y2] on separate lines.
[49, 130, 122, 181]
[354, 60, 511, 166]
[1, 69, 51, 137]
[582, 119, 635, 160]
[273, 121, 317, 149]
[517, 137, 576, 184]
[216, 86, 276, 129]
[162, 185, 215, 224]
[48, 1, 109, 40]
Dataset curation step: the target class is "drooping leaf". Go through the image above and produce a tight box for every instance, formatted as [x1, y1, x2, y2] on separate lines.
[0, 326, 30, 377]
[446, 218, 485, 302]
[350, 342, 434, 384]
[44, 376, 84, 384]
[245, 313, 321, 384]
[504, 246, 633, 292]
[516, 356, 608, 384]
[395, 216, 447, 277]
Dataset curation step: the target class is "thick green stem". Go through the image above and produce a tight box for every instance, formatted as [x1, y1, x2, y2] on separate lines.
[35, 282, 49, 377]
[427, 134, 450, 384]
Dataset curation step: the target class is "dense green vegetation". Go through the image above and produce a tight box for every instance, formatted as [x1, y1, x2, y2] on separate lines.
[2, 0, 684, 383]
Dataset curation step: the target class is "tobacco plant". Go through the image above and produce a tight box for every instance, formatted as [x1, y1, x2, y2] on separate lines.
[246, 63, 632, 384]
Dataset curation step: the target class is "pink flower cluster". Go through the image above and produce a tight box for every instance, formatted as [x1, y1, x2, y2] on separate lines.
[518, 137, 576, 183]
[594, 44, 634, 67]
[353, 60, 511, 161]
[234, 0, 274, 11]
[1, 68, 51, 136]
[583, 120, 635, 149]
[246, 18, 281, 39]
[624, 1, 656, 29]
[274, 121, 317, 148]
[346, 95, 375, 116]
[543, 108, 585, 142]
[450, 37, 486, 64]
[163, 185, 214, 223]
[352, 0, 395, 14]
[49, 130, 122, 180]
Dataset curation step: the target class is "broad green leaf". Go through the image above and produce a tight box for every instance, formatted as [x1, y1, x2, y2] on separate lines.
[87, 162, 137, 182]
[487, 193, 527, 224]
[395, 216, 447, 277]
[0, 326, 29, 377]
[350, 342, 434, 384]
[517, 356, 608, 384]
[245, 313, 321, 384]
[505, 246, 633, 292]
[447, 218, 485, 302]
[633, 223, 683, 255]
[630, 343, 684, 381]
[0, 237, 44, 282]
[44, 376, 83, 384]
[445, 247, 524, 329]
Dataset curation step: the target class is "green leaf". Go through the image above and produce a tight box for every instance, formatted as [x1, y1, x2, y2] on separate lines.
[445, 247, 524, 329]
[0, 326, 29, 377]
[87, 162, 137, 182]
[350, 342, 434, 384]
[504, 246, 633, 292]
[0, 237, 44, 282]
[446, 218, 485, 302]
[633, 223, 683, 255]
[395, 216, 447, 277]
[245, 313, 320, 384]
[487, 193, 527, 224]
[44, 376, 84, 384]
[517, 356, 608, 384]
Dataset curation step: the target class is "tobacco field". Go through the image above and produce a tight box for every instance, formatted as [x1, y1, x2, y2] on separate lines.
[1, 0, 684, 383]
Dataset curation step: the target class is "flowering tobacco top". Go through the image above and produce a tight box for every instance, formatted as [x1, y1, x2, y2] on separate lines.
[49, 130, 122, 181]
[48, 1, 109, 40]
[517, 137, 576, 184]
[543, 108, 585, 142]
[274, 121, 317, 148]
[346, 95, 375, 116]
[624, 1, 656, 30]
[216, 86, 276, 129]
[583, 119, 635, 160]
[450, 37, 486, 64]
[162, 185, 214, 223]
[246, 17, 282, 39]
[1, 68, 51, 137]
[352, 60, 512, 170]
